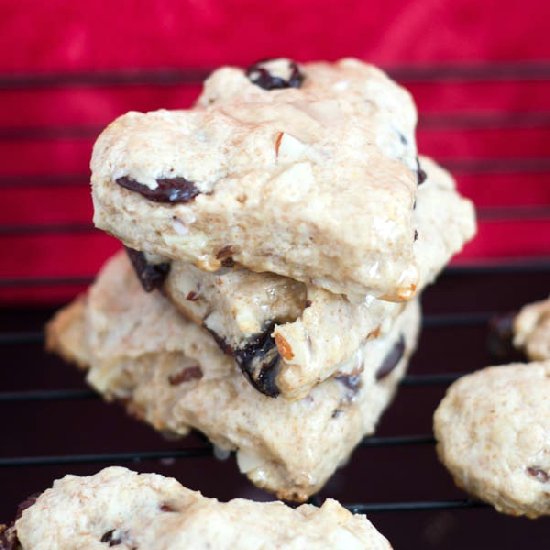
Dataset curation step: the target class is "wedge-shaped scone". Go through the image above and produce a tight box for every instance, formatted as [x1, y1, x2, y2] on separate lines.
[434, 362, 550, 518]
[514, 295, 550, 361]
[46, 253, 419, 501]
[92, 58, 421, 302]
[4, 466, 392, 549]
[135, 156, 473, 399]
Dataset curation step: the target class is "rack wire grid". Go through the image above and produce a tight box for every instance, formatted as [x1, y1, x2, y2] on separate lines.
[1, 63, 550, 549]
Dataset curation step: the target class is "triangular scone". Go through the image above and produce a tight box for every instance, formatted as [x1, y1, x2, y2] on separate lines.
[47, 252, 419, 501]
[91, 58, 420, 302]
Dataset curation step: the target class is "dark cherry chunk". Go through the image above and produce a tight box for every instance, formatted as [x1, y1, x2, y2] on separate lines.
[125, 247, 170, 292]
[208, 323, 281, 397]
[186, 291, 199, 301]
[246, 59, 305, 91]
[335, 374, 363, 402]
[100, 530, 122, 546]
[216, 245, 236, 268]
[375, 335, 406, 380]
[338, 375, 362, 392]
[527, 466, 549, 483]
[207, 329, 234, 356]
[168, 366, 203, 386]
[116, 176, 200, 204]
[234, 323, 281, 398]
[416, 158, 427, 185]
[160, 503, 178, 512]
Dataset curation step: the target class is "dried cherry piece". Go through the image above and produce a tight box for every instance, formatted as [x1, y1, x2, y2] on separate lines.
[168, 366, 203, 386]
[335, 374, 363, 401]
[125, 247, 170, 292]
[160, 503, 178, 512]
[527, 466, 549, 483]
[100, 530, 122, 546]
[417, 158, 427, 185]
[116, 176, 200, 203]
[246, 59, 304, 90]
[207, 323, 281, 397]
[216, 245, 236, 267]
[375, 335, 406, 380]
[234, 323, 281, 398]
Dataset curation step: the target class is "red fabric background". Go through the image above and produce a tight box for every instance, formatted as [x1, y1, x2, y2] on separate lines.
[0, 0, 549, 303]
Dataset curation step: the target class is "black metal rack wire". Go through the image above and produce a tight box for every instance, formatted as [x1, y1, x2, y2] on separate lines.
[1, 62, 550, 548]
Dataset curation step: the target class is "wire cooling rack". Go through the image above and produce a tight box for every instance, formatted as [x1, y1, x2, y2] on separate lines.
[1, 63, 550, 549]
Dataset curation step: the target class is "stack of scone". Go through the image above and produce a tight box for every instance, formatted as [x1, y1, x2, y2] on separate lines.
[47, 58, 476, 501]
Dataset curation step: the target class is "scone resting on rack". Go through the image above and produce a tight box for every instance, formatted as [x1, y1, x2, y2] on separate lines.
[91, 58, 421, 302]
[2, 466, 392, 549]
[514, 295, 550, 361]
[128, 156, 475, 399]
[46, 252, 419, 501]
[434, 362, 550, 519]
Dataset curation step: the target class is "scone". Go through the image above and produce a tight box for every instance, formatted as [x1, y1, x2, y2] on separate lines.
[3, 466, 392, 549]
[433, 362, 550, 518]
[134, 156, 475, 399]
[91, 58, 421, 302]
[514, 295, 550, 360]
[46, 252, 420, 501]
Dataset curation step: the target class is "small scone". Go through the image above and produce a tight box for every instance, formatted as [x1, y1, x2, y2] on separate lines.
[5, 466, 392, 549]
[138, 156, 474, 399]
[514, 295, 550, 360]
[46, 252, 419, 501]
[434, 362, 550, 518]
[92, 58, 421, 302]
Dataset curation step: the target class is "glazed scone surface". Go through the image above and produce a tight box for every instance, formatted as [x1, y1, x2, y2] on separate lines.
[434, 362, 550, 518]
[514, 295, 550, 360]
[46, 252, 419, 501]
[160, 155, 474, 399]
[13, 467, 392, 550]
[91, 58, 420, 302]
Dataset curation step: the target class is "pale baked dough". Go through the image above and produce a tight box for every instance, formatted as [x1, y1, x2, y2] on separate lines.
[434, 362, 550, 518]
[47, 253, 419, 501]
[11, 466, 392, 549]
[91, 58, 420, 302]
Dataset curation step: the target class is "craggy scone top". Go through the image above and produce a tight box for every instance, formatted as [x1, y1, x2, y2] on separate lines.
[91, 58, 420, 302]
[9, 467, 392, 549]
